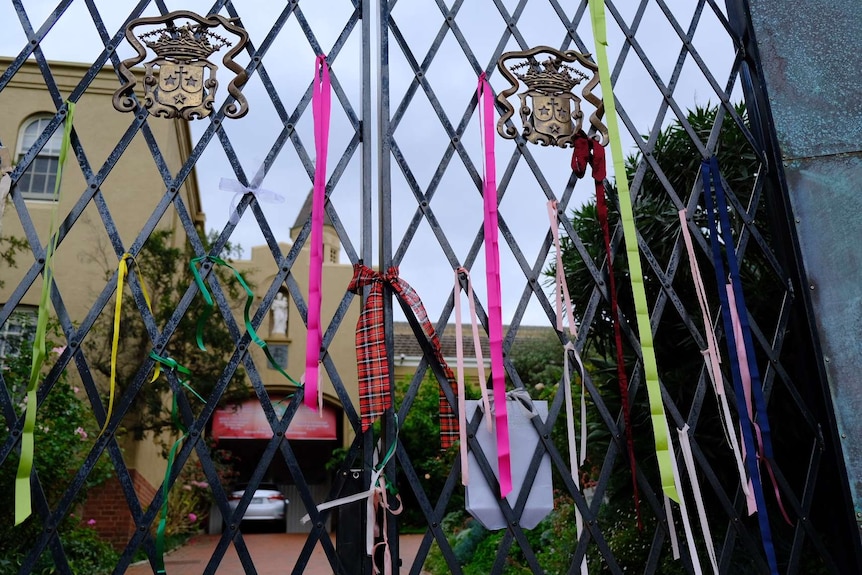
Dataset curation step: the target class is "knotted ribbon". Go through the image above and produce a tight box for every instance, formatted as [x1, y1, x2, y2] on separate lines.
[220, 177, 284, 225]
[347, 264, 458, 448]
[477, 72, 512, 498]
[571, 133, 641, 527]
[191, 255, 301, 386]
[147, 352, 204, 575]
[453, 268, 493, 486]
[102, 253, 159, 437]
[701, 156, 782, 574]
[588, 0, 680, 503]
[305, 54, 332, 413]
[15, 101, 74, 525]
[547, 201, 589, 575]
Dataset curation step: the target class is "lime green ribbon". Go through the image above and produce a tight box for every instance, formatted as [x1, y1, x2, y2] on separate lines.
[15, 101, 75, 525]
[588, 0, 679, 502]
[147, 351, 204, 575]
[190, 255, 301, 386]
[375, 414, 400, 495]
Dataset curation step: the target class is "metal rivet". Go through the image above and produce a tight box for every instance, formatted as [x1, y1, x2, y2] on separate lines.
[824, 357, 830, 363]
[286, 123, 294, 131]
[511, 520, 518, 526]
[282, 266, 289, 272]
[795, 218, 801, 223]
[30, 39, 37, 46]
[809, 284, 815, 290]
[90, 183, 97, 189]
[169, 186, 176, 193]
[106, 45, 114, 52]
[446, 15, 453, 22]
[12, 429, 20, 436]
[38, 257, 45, 264]
[452, 136, 459, 144]
[316, 522, 323, 528]
[239, 344, 246, 351]
[230, 523, 237, 530]
[191, 430, 199, 437]
[139, 525, 147, 531]
[253, 55, 261, 62]
[416, 71, 423, 78]
[70, 340, 78, 348]
[543, 434, 549, 439]
[277, 430, 284, 437]
[468, 433, 474, 439]
[137, 114, 145, 120]
[46, 526, 53, 533]
[421, 201, 428, 208]
[432, 522, 438, 528]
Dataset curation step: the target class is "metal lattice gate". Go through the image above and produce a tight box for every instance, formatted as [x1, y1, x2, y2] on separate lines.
[0, 0, 856, 573]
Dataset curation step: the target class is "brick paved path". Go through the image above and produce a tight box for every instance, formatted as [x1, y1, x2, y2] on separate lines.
[126, 533, 427, 574]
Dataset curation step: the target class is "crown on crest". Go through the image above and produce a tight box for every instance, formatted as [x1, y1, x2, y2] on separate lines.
[511, 57, 588, 93]
[139, 23, 230, 60]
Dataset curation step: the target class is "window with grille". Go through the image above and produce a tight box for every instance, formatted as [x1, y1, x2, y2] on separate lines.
[16, 115, 63, 200]
[0, 306, 37, 359]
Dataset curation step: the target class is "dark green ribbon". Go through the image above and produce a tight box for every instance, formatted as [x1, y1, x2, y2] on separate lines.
[190, 255, 301, 386]
[147, 351, 203, 575]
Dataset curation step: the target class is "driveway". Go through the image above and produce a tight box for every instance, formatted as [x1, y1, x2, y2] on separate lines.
[126, 533, 429, 574]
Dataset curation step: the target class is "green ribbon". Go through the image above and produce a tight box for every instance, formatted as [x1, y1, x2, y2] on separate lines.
[147, 351, 203, 575]
[588, 0, 679, 502]
[375, 414, 400, 495]
[15, 101, 75, 525]
[190, 255, 301, 386]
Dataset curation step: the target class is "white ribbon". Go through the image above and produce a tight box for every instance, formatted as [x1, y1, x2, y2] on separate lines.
[0, 147, 12, 235]
[679, 425, 719, 574]
[219, 177, 285, 225]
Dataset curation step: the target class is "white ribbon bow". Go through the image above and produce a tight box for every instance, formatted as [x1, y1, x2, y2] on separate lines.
[219, 177, 285, 225]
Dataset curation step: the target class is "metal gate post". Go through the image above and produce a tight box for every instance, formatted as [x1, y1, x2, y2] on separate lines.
[735, 0, 862, 569]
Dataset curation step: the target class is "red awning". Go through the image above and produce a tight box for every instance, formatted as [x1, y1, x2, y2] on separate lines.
[212, 398, 338, 441]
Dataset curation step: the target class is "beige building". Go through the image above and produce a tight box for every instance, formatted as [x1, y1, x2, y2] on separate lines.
[0, 57, 361, 539]
[0, 57, 204, 543]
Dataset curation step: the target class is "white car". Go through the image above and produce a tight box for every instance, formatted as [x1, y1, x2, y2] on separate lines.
[227, 483, 288, 530]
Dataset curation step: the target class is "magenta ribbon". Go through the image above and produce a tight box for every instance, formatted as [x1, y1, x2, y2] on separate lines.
[304, 54, 331, 412]
[477, 73, 511, 498]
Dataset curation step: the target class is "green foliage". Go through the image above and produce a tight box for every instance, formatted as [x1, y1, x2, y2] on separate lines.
[83, 229, 251, 444]
[0, 327, 117, 574]
[164, 441, 238, 537]
[0, 234, 27, 289]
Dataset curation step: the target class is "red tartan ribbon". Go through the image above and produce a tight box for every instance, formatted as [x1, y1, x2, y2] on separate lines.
[347, 264, 458, 448]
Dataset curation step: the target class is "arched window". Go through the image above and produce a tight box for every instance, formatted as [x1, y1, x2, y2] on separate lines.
[16, 115, 63, 200]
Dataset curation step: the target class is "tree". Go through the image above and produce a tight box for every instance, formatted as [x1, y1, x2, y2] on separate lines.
[83, 229, 251, 443]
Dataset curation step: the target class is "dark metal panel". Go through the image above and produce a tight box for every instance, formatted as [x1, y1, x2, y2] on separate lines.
[783, 153, 862, 519]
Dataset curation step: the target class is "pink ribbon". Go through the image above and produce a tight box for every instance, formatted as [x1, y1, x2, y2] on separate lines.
[548, 200, 588, 574]
[304, 55, 331, 412]
[677, 209, 750, 504]
[454, 268, 493, 486]
[477, 73, 511, 498]
[727, 286, 791, 524]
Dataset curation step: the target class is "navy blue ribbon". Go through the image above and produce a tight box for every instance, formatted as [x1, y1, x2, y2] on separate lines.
[701, 156, 777, 574]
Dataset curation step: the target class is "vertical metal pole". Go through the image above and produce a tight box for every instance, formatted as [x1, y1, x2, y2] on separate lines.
[728, 0, 862, 571]
[377, 0, 400, 570]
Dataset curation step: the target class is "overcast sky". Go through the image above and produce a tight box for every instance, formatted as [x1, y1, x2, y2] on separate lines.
[0, 0, 739, 328]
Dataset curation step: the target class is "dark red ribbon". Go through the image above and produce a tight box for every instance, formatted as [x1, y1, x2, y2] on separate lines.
[347, 264, 458, 448]
[572, 134, 642, 528]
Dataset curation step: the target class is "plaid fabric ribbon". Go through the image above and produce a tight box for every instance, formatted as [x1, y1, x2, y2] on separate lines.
[347, 263, 458, 448]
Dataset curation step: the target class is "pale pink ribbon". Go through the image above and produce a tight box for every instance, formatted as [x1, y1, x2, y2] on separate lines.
[477, 73, 511, 497]
[304, 54, 331, 413]
[727, 286, 791, 524]
[454, 268, 493, 486]
[548, 200, 588, 575]
[677, 209, 750, 503]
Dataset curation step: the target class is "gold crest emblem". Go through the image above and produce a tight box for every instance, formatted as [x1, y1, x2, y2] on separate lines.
[113, 11, 250, 120]
[496, 46, 608, 148]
